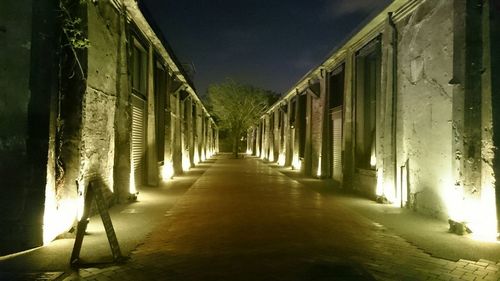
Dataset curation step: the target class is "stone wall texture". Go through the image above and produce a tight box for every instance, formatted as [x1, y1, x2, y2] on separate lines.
[396, 0, 454, 218]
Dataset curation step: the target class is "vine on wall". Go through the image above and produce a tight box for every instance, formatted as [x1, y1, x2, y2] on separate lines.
[60, 0, 90, 79]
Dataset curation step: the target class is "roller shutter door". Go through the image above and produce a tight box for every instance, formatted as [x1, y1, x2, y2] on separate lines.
[332, 107, 343, 182]
[132, 94, 146, 186]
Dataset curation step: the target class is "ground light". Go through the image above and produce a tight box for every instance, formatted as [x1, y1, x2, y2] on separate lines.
[268, 152, 275, 162]
[444, 183, 498, 242]
[292, 153, 301, 170]
[129, 164, 137, 195]
[43, 160, 78, 244]
[194, 149, 200, 165]
[316, 157, 322, 177]
[161, 162, 174, 181]
[43, 197, 77, 245]
[182, 155, 191, 172]
[375, 167, 399, 207]
[277, 153, 286, 166]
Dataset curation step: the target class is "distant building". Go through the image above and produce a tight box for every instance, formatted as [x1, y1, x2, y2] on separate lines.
[250, 0, 500, 240]
[0, 0, 217, 255]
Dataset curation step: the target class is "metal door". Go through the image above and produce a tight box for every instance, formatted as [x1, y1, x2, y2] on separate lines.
[332, 106, 343, 182]
[131, 94, 146, 186]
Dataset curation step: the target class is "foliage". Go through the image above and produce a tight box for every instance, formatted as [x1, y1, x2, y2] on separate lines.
[207, 79, 278, 157]
[60, 0, 90, 50]
[59, 0, 90, 79]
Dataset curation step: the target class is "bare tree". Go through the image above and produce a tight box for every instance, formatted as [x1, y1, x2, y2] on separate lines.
[208, 79, 276, 158]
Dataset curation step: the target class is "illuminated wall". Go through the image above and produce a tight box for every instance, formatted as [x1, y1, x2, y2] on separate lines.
[393, 0, 454, 216]
[255, 0, 499, 238]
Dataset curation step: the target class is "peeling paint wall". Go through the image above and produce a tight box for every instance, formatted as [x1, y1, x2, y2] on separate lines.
[396, 0, 454, 218]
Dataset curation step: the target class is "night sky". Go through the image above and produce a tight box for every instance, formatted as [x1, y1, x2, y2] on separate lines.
[140, 0, 392, 97]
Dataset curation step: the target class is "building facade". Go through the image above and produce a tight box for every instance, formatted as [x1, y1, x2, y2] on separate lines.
[250, 0, 500, 240]
[0, 0, 218, 255]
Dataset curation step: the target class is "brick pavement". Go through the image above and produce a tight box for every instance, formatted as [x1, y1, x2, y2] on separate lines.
[56, 155, 500, 281]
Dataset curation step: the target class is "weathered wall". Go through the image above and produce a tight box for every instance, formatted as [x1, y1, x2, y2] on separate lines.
[396, 0, 454, 218]
[113, 5, 132, 202]
[0, 0, 34, 224]
[310, 92, 323, 177]
[81, 2, 120, 197]
[0, 0, 59, 253]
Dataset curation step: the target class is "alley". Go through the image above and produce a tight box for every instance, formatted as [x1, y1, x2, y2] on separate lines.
[60, 154, 500, 281]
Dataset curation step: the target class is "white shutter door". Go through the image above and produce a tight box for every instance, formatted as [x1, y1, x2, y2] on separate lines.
[132, 94, 146, 186]
[332, 107, 343, 182]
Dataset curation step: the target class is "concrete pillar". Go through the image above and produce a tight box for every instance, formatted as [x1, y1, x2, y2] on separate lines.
[343, 50, 356, 190]
[264, 114, 270, 159]
[114, 11, 131, 202]
[317, 73, 328, 178]
[486, 0, 500, 235]
[146, 44, 158, 185]
[163, 73, 173, 167]
[304, 94, 313, 176]
[172, 91, 182, 175]
[195, 103, 202, 162]
[273, 110, 279, 161]
[186, 97, 193, 166]
[378, 14, 398, 202]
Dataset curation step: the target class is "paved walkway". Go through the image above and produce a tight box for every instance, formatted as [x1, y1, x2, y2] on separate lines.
[4, 154, 500, 280]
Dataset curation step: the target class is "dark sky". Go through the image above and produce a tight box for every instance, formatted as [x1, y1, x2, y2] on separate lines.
[140, 0, 392, 96]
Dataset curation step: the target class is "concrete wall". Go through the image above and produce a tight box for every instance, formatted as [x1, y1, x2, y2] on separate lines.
[396, 0, 454, 217]
[256, 0, 498, 236]
[0, 0, 218, 254]
[0, 0, 59, 254]
[82, 1, 120, 196]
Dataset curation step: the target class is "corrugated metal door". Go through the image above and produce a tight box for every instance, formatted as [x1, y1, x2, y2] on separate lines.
[132, 94, 146, 186]
[332, 106, 343, 182]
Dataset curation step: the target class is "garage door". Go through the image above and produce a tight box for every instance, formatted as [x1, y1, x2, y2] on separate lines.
[132, 94, 146, 186]
[332, 106, 343, 182]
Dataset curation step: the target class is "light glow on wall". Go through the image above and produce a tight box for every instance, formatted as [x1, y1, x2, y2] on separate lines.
[444, 182, 498, 241]
[182, 155, 191, 172]
[193, 150, 200, 165]
[370, 154, 377, 167]
[277, 153, 286, 166]
[375, 169, 398, 205]
[317, 157, 322, 177]
[161, 162, 174, 181]
[292, 153, 301, 170]
[269, 152, 275, 162]
[376, 169, 384, 197]
[43, 194, 77, 245]
[129, 157, 137, 194]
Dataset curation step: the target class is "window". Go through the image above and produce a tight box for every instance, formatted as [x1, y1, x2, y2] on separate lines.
[329, 64, 345, 109]
[355, 38, 381, 169]
[132, 40, 147, 96]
